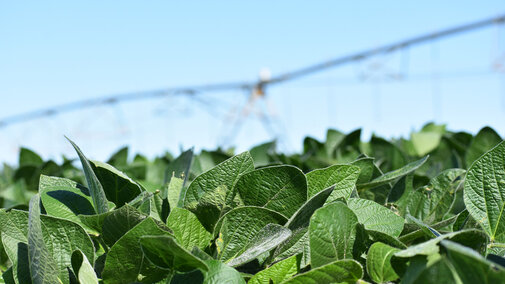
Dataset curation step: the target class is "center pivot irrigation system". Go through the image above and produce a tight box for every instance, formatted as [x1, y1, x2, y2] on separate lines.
[1, 14, 504, 142]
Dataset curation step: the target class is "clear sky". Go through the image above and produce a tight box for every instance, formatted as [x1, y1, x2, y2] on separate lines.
[1, 1, 505, 164]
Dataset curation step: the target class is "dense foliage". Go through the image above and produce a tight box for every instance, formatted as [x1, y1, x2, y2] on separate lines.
[0, 123, 504, 283]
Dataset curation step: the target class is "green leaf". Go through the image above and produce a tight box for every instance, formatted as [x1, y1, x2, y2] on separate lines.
[249, 141, 277, 168]
[366, 242, 400, 283]
[38, 175, 111, 234]
[227, 224, 291, 267]
[202, 260, 245, 284]
[139, 235, 208, 272]
[27, 194, 60, 284]
[165, 148, 194, 204]
[102, 218, 171, 284]
[370, 136, 407, 172]
[248, 255, 298, 284]
[347, 198, 404, 237]
[395, 229, 488, 258]
[280, 259, 363, 284]
[309, 203, 359, 268]
[272, 227, 309, 265]
[408, 169, 466, 223]
[367, 230, 407, 249]
[236, 165, 307, 218]
[90, 160, 142, 207]
[101, 204, 147, 247]
[399, 254, 455, 284]
[77, 211, 111, 235]
[351, 156, 375, 184]
[66, 137, 109, 214]
[0, 208, 95, 284]
[167, 177, 185, 209]
[357, 156, 428, 191]
[71, 250, 98, 284]
[464, 140, 505, 242]
[215, 206, 287, 262]
[441, 240, 505, 284]
[399, 215, 459, 244]
[306, 164, 360, 201]
[466, 126, 502, 167]
[0, 209, 32, 283]
[285, 186, 334, 231]
[167, 207, 212, 251]
[406, 214, 440, 239]
[192, 185, 228, 232]
[411, 132, 442, 156]
[19, 148, 43, 167]
[184, 152, 254, 229]
[106, 146, 128, 168]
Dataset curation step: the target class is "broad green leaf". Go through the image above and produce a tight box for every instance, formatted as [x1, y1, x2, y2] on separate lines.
[165, 148, 194, 206]
[324, 129, 345, 157]
[408, 169, 466, 223]
[106, 146, 128, 168]
[306, 164, 360, 201]
[101, 204, 147, 247]
[395, 229, 488, 258]
[399, 255, 455, 284]
[66, 137, 109, 214]
[248, 255, 298, 284]
[227, 224, 291, 267]
[0, 209, 32, 283]
[135, 191, 166, 221]
[387, 174, 414, 215]
[347, 198, 404, 237]
[90, 160, 141, 206]
[184, 152, 254, 229]
[367, 230, 407, 249]
[192, 185, 228, 232]
[250, 141, 277, 167]
[236, 165, 307, 218]
[71, 250, 98, 284]
[0, 208, 95, 284]
[203, 259, 245, 284]
[77, 211, 111, 235]
[272, 227, 309, 264]
[463, 140, 505, 242]
[366, 242, 400, 283]
[19, 148, 43, 167]
[184, 151, 253, 206]
[285, 186, 334, 231]
[280, 259, 363, 284]
[370, 136, 407, 172]
[165, 148, 193, 184]
[406, 214, 440, 239]
[139, 235, 208, 272]
[167, 208, 212, 250]
[167, 176, 184, 208]
[39, 175, 96, 232]
[357, 156, 428, 191]
[309, 203, 358, 268]
[351, 156, 375, 184]
[399, 215, 459, 244]
[441, 240, 505, 284]
[411, 132, 442, 157]
[465, 126, 502, 167]
[27, 194, 60, 284]
[102, 218, 171, 284]
[215, 206, 287, 262]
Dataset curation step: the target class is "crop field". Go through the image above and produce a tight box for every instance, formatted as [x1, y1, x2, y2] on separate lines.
[0, 123, 504, 283]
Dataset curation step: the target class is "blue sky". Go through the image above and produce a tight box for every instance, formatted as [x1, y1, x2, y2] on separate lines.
[1, 1, 505, 164]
